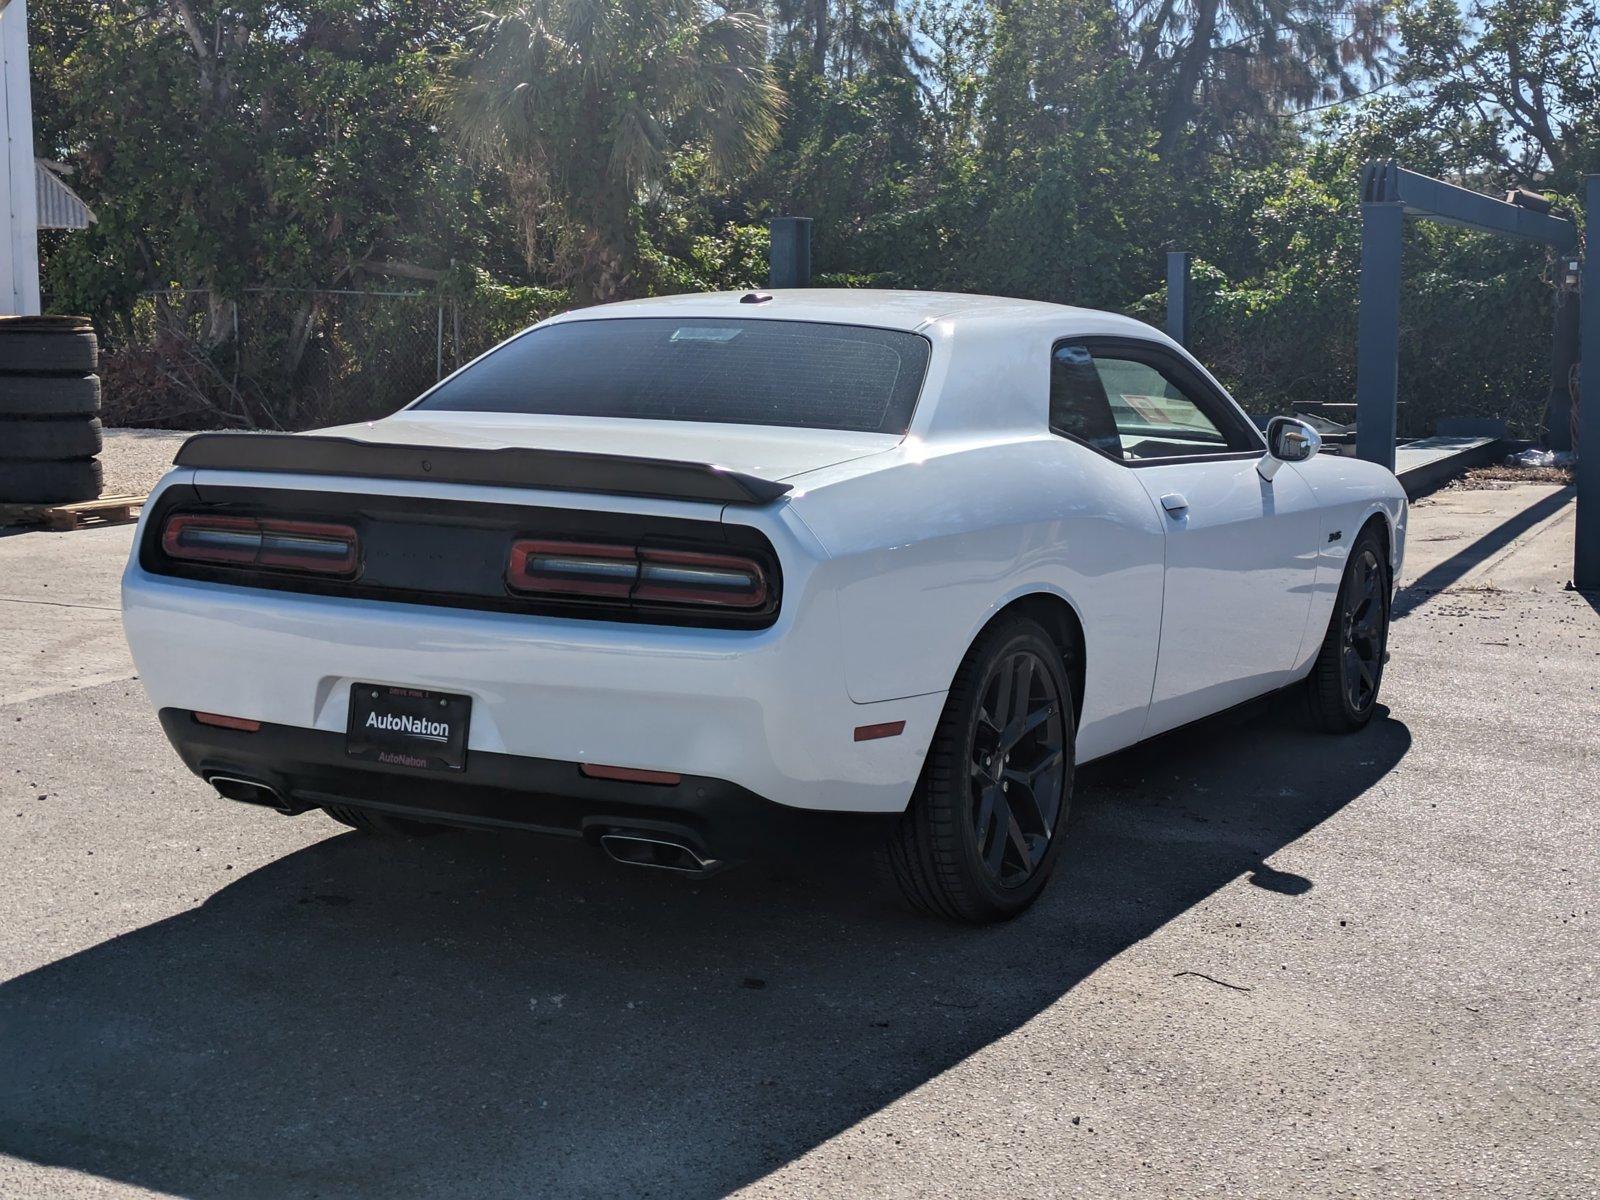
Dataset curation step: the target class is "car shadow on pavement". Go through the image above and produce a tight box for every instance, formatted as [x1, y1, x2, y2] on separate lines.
[0, 701, 1409, 1199]
[1393, 483, 1573, 619]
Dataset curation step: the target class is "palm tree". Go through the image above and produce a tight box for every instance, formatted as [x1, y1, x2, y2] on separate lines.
[1122, 0, 1392, 161]
[442, 0, 782, 304]
[770, 0, 928, 82]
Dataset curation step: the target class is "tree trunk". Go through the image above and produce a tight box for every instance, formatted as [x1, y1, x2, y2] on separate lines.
[171, 1, 242, 351]
[202, 291, 235, 350]
[573, 231, 629, 307]
[570, 164, 634, 306]
[283, 295, 323, 379]
[1156, 0, 1221, 162]
[811, 0, 828, 75]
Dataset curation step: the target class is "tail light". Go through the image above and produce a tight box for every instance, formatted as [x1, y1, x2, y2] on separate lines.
[162, 513, 359, 577]
[508, 538, 769, 610]
[506, 540, 637, 599]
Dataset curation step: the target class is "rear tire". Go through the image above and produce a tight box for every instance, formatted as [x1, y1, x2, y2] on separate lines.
[0, 458, 102, 504]
[1305, 525, 1391, 732]
[322, 804, 444, 837]
[883, 615, 1075, 923]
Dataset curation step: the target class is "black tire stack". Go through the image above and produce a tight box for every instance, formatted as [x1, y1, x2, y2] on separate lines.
[0, 316, 104, 505]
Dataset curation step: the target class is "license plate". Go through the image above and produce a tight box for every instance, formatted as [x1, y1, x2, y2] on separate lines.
[346, 683, 471, 771]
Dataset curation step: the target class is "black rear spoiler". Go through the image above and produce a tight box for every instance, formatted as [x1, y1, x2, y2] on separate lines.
[174, 433, 792, 505]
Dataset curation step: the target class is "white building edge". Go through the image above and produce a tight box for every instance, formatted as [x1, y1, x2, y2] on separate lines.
[1, 0, 92, 318]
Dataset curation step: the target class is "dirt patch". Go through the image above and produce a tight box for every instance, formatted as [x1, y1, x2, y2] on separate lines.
[1447, 463, 1575, 490]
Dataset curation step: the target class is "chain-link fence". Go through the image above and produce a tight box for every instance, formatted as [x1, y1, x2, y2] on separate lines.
[101, 285, 565, 431]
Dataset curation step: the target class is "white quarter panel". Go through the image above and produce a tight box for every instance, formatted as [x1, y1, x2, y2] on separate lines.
[1134, 455, 1321, 735]
[787, 437, 1166, 763]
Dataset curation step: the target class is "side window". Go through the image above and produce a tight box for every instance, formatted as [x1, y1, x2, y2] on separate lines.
[1091, 354, 1244, 461]
[1049, 344, 1123, 461]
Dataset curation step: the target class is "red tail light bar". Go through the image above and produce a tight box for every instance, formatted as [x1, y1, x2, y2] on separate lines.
[162, 513, 360, 577]
[508, 538, 770, 610]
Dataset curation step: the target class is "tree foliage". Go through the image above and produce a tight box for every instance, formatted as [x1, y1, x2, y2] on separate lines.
[30, 0, 1598, 434]
[438, 0, 782, 303]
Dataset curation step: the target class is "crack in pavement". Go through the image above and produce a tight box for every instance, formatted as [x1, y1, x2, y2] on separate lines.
[0, 596, 122, 613]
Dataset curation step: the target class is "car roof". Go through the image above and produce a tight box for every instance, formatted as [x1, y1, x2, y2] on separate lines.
[544, 288, 1164, 340]
[517, 288, 1214, 443]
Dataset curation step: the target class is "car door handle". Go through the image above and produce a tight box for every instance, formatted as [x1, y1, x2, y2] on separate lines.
[1160, 492, 1189, 516]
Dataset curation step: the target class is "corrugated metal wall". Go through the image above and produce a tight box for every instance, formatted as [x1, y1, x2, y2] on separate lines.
[35, 160, 94, 230]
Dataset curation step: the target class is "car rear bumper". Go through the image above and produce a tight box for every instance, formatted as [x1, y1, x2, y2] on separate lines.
[123, 565, 944, 813]
[159, 710, 896, 861]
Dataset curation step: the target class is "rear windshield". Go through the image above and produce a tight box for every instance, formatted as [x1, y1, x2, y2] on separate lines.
[415, 317, 931, 435]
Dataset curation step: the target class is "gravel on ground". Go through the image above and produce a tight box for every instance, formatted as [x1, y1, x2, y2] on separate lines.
[99, 428, 194, 498]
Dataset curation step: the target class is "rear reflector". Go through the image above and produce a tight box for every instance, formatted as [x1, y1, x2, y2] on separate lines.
[508, 538, 768, 610]
[194, 712, 262, 732]
[853, 720, 905, 742]
[579, 763, 682, 786]
[163, 513, 359, 577]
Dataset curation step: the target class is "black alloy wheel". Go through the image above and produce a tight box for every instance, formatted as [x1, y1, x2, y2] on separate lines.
[884, 615, 1076, 922]
[1306, 525, 1390, 732]
[969, 648, 1069, 889]
[1340, 545, 1386, 713]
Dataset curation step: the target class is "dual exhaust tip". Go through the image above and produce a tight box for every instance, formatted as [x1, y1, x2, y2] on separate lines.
[208, 774, 302, 815]
[599, 832, 722, 876]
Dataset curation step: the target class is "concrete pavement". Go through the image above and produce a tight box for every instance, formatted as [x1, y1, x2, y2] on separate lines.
[0, 527, 137, 706]
[0, 481, 1594, 1198]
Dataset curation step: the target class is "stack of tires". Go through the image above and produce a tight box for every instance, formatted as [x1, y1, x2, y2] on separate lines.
[0, 316, 104, 504]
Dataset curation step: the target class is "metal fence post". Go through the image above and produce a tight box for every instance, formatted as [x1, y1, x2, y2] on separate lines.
[452, 298, 462, 371]
[435, 302, 445, 381]
[769, 217, 813, 289]
[1166, 251, 1192, 346]
[1355, 201, 1405, 471]
[1545, 270, 1581, 452]
[1575, 175, 1600, 590]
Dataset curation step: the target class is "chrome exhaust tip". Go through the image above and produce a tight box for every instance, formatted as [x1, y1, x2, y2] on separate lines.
[599, 832, 722, 876]
[208, 774, 297, 814]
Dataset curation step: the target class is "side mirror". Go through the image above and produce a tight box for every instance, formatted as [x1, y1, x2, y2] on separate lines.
[1259, 416, 1321, 481]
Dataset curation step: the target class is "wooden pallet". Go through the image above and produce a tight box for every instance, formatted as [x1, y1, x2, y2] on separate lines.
[0, 493, 146, 531]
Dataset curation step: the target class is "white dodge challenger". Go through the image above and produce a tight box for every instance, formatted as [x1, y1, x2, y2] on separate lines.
[123, 290, 1406, 922]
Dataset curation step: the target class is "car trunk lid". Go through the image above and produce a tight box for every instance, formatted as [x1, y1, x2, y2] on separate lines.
[317, 411, 901, 485]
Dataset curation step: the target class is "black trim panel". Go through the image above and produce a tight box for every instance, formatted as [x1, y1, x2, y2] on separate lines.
[1126, 450, 1266, 468]
[176, 433, 793, 505]
[160, 710, 894, 862]
[1050, 435, 1265, 472]
[140, 483, 783, 630]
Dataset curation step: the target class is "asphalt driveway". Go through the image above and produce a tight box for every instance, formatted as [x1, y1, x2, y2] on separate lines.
[0, 480, 1594, 1198]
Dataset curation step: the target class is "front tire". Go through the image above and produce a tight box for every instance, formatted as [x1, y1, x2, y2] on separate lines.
[883, 616, 1075, 923]
[1305, 525, 1391, 732]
